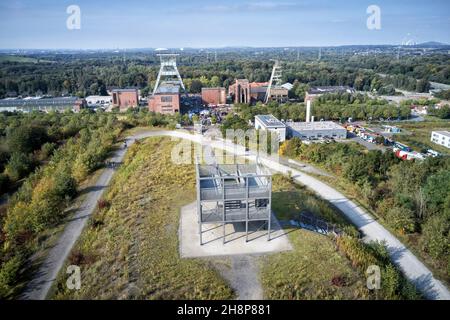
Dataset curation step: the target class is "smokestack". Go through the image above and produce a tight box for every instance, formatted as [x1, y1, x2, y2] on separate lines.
[311, 116, 315, 123]
[306, 100, 311, 122]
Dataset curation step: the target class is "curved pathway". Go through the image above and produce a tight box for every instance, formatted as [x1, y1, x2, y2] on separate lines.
[21, 130, 450, 300]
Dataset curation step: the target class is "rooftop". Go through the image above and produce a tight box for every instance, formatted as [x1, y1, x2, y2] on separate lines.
[155, 84, 180, 94]
[433, 131, 450, 138]
[111, 88, 138, 93]
[0, 96, 80, 107]
[287, 121, 346, 131]
[308, 86, 355, 95]
[255, 114, 286, 128]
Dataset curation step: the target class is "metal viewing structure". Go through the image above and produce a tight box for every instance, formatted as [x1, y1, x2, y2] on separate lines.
[195, 162, 272, 245]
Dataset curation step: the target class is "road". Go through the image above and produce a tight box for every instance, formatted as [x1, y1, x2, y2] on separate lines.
[22, 130, 450, 300]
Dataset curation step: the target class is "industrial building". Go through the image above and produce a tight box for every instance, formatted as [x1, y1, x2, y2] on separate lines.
[201, 87, 226, 105]
[0, 97, 86, 112]
[229, 80, 289, 104]
[148, 54, 184, 114]
[431, 131, 450, 149]
[305, 86, 355, 102]
[112, 89, 139, 111]
[148, 84, 180, 114]
[287, 121, 347, 139]
[254, 114, 286, 142]
[196, 163, 272, 245]
[286, 100, 347, 139]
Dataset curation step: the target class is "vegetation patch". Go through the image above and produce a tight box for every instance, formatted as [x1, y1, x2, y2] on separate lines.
[52, 137, 233, 299]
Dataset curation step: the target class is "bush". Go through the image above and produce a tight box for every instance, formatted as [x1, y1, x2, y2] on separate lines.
[420, 214, 450, 260]
[0, 173, 9, 194]
[5, 152, 33, 182]
[0, 255, 23, 299]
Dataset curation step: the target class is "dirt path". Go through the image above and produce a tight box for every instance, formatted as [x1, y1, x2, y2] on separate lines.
[214, 256, 263, 300]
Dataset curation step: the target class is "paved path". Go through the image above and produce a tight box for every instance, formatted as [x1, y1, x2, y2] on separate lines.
[21, 141, 132, 300]
[22, 130, 450, 300]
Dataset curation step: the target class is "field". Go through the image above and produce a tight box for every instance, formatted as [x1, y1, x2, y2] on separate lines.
[261, 175, 369, 299]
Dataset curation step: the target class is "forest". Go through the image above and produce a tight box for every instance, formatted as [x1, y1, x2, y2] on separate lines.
[0, 50, 448, 99]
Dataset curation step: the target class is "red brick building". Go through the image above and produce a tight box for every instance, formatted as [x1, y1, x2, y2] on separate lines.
[228, 80, 271, 104]
[112, 89, 139, 111]
[201, 87, 226, 105]
[148, 85, 180, 114]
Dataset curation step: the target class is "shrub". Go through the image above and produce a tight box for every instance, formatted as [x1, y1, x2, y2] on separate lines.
[5, 152, 33, 182]
[0, 255, 23, 299]
[420, 214, 450, 260]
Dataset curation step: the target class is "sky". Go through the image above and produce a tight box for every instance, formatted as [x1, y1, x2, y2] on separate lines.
[0, 0, 449, 49]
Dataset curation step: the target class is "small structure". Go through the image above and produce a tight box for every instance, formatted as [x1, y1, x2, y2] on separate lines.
[112, 89, 139, 111]
[254, 114, 286, 142]
[85, 95, 112, 107]
[431, 131, 450, 149]
[196, 163, 272, 245]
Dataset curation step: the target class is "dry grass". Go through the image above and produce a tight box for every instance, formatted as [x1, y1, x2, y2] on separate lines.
[51, 137, 233, 299]
[260, 175, 370, 300]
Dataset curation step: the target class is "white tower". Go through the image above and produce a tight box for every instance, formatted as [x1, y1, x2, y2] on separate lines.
[153, 54, 185, 95]
[306, 100, 312, 122]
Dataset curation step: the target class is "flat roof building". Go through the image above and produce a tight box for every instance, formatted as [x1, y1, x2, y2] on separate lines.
[0, 97, 86, 113]
[287, 121, 347, 139]
[431, 131, 450, 149]
[254, 114, 286, 142]
[196, 163, 272, 245]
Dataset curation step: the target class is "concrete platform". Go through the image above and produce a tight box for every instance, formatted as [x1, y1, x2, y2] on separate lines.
[179, 202, 292, 258]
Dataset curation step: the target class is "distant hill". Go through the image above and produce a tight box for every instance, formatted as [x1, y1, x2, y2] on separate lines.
[415, 41, 449, 47]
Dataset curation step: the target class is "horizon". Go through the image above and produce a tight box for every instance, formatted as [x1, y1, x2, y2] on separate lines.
[0, 0, 449, 50]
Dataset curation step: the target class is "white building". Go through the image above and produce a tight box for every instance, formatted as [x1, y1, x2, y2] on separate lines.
[254, 114, 286, 142]
[431, 131, 450, 149]
[287, 121, 347, 139]
[85, 95, 112, 107]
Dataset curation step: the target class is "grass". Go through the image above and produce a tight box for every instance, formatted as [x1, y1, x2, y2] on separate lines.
[260, 175, 370, 299]
[393, 121, 450, 155]
[50, 137, 233, 299]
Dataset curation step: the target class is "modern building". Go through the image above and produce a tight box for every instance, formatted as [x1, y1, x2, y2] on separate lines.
[148, 84, 180, 114]
[196, 163, 272, 245]
[112, 89, 139, 111]
[287, 121, 347, 139]
[0, 97, 86, 113]
[201, 87, 226, 105]
[431, 131, 450, 149]
[305, 86, 355, 102]
[254, 114, 286, 142]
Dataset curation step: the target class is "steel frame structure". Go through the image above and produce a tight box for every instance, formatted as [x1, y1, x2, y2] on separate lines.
[264, 60, 283, 103]
[153, 54, 185, 95]
[195, 163, 272, 245]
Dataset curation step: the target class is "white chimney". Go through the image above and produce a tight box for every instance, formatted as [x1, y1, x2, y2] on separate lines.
[311, 116, 315, 123]
[306, 100, 311, 122]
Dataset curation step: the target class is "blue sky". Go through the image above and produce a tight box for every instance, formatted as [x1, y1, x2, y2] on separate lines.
[0, 0, 449, 49]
